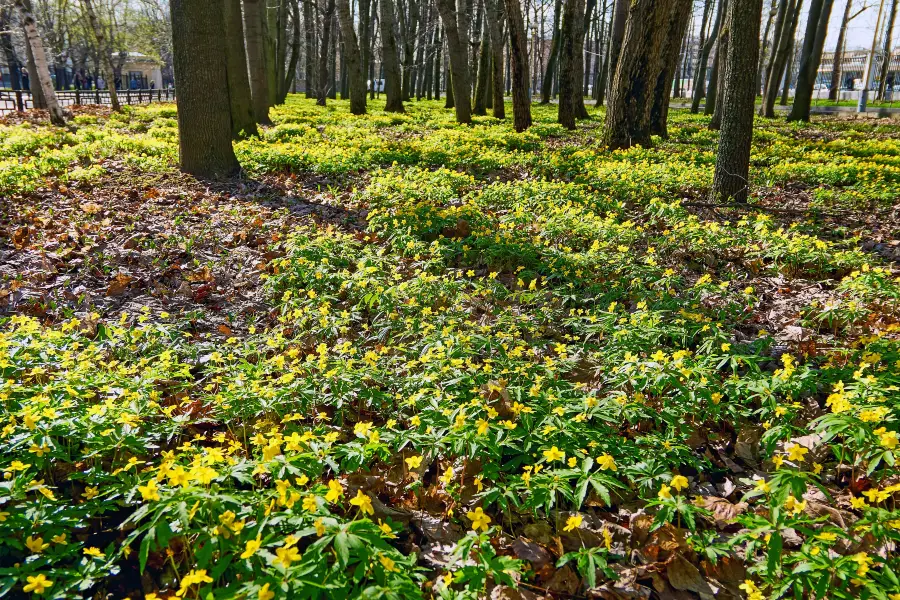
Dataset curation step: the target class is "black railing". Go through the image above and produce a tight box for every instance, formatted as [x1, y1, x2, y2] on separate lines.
[0, 88, 176, 115]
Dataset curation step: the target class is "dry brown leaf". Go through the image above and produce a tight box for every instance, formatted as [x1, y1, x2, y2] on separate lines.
[81, 202, 102, 215]
[697, 496, 747, 528]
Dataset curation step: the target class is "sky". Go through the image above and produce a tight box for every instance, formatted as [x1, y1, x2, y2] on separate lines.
[823, 0, 889, 51]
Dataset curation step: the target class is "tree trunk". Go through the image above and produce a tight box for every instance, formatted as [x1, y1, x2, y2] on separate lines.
[23, 25, 46, 109]
[602, 0, 676, 148]
[558, 0, 586, 128]
[605, 0, 628, 100]
[337, 0, 367, 113]
[436, 0, 472, 122]
[474, 16, 491, 114]
[170, 0, 239, 177]
[244, 0, 272, 123]
[593, 0, 608, 104]
[434, 26, 442, 99]
[756, 0, 777, 96]
[650, 0, 692, 137]
[15, 0, 64, 125]
[541, 0, 564, 103]
[877, 0, 898, 100]
[487, 0, 506, 118]
[224, 0, 258, 137]
[317, 0, 336, 104]
[788, 0, 834, 119]
[828, 0, 851, 100]
[280, 0, 302, 102]
[779, 34, 794, 104]
[504, 0, 532, 130]
[690, 0, 724, 112]
[0, 7, 22, 90]
[711, 0, 762, 202]
[760, 0, 788, 101]
[380, 0, 406, 111]
[760, 0, 801, 116]
[82, 0, 121, 111]
[709, 16, 728, 128]
[304, 0, 317, 98]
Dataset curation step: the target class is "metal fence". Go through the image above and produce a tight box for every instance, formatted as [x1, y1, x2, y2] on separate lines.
[0, 87, 175, 115]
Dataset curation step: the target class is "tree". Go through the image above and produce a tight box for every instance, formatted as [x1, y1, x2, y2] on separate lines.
[170, 0, 239, 177]
[760, 0, 801, 117]
[877, 0, 898, 101]
[602, 0, 676, 149]
[436, 0, 472, 123]
[318, 0, 336, 106]
[828, 0, 864, 101]
[244, 0, 272, 123]
[541, 0, 564, 103]
[14, 0, 64, 125]
[690, 0, 724, 113]
[81, 0, 120, 111]
[708, 15, 728, 127]
[788, 0, 835, 120]
[486, 0, 506, 119]
[473, 16, 491, 115]
[504, 0, 532, 130]
[604, 0, 628, 101]
[0, 6, 22, 90]
[558, 0, 586, 128]
[649, 0, 692, 137]
[303, 0, 317, 98]
[337, 0, 367, 114]
[224, 0, 259, 137]
[711, 0, 762, 202]
[380, 0, 405, 111]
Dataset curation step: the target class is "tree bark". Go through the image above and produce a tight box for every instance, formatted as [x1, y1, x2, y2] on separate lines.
[380, 0, 406, 111]
[317, 0, 336, 104]
[605, 0, 628, 101]
[756, 0, 777, 96]
[828, 0, 851, 100]
[224, 0, 258, 138]
[602, 0, 675, 148]
[487, 0, 506, 118]
[473, 15, 491, 114]
[504, 0, 532, 130]
[244, 0, 272, 123]
[0, 7, 22, 90]
[690, 0, 724, 112]
[711, 0, 762, 203]
[436, 0, 472, 122]
[705, 24, 723, 116]
[877, 0, 898, 100]
[337, 0, 367, 113]
[15, 0, 64, 125]
[788, 0, 835, 120]
[760, 0, 801, 116]
[541, 0, 564, 103]
[170, 0, 239, 177]
[558, 0, 587, 128]
[280, 0, 302, 102]
[650, 0, 692, 137]
[22, 24, 45, 109]
[709, 13, 728, 128]
[82, 0, 120, 111]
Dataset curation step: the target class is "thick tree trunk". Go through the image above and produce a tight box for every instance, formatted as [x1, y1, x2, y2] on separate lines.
[244, 0, 272, 123]
[828, 0, 851, 100]
[877, 0, 898, 100]
[602, 0, 675, 148]
[690, 0, 724, 112]
[224, 0, 258, 137]
[541, 0, 564, 103]
[788, 0, 835, 120]
[317, 0, 336, 105]
[761, 0, 801, 116]
[170, 0, 239, 177]
[15, 0, 64, 125]
[82, 0, 120, 111]
[605, 0, 628, 100]
[558, 0, 587, 128]
[487, 0, 506, 118]
[712, 0, 762, 202]
[436, 0, 472, 122]
[380, 0, 406, 111]
[337, 0, 367, 113]
[650, 0, 692, 137]
[504, 0, 532, 130]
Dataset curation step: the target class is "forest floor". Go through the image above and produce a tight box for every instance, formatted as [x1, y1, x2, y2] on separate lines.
[0, 99, 899, 600]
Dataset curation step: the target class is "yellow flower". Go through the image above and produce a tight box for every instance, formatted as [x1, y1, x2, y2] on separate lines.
[324, 479, 344, 503]
[314, 518, 326, 536]
[563, 514, 583, 532]
[379, 520, 396, 538]
[543, 446, 565, 462]
[302, 495, 318, 512]
[754, 478, 770, 493]
[258, 583, 275, 600]
[850, 495, 868, 509]
[22, 574, 52, 595]
[786, 444, 808, 462]
[275, 545, 300, 568]
[25, 536, 49, 554]
[379, 554, 398, 572]
[721, 343, 731, 352]
[880, 430, 898, 449]
[670, 475, 688, 492]
[440, 466, 454, 486]
[596, 454, 617, 471]
[137, 479, 160, 502]
[405, 455, 423, 469]
[349, 490, 374, 515]
[177, 569, 213, 596]
[658, 484, 672, 500]
[83, 486, 99, 500]
[241, 535, 262, 559]
[83, 546, 103, 558]
[467, 507, 492, 532]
